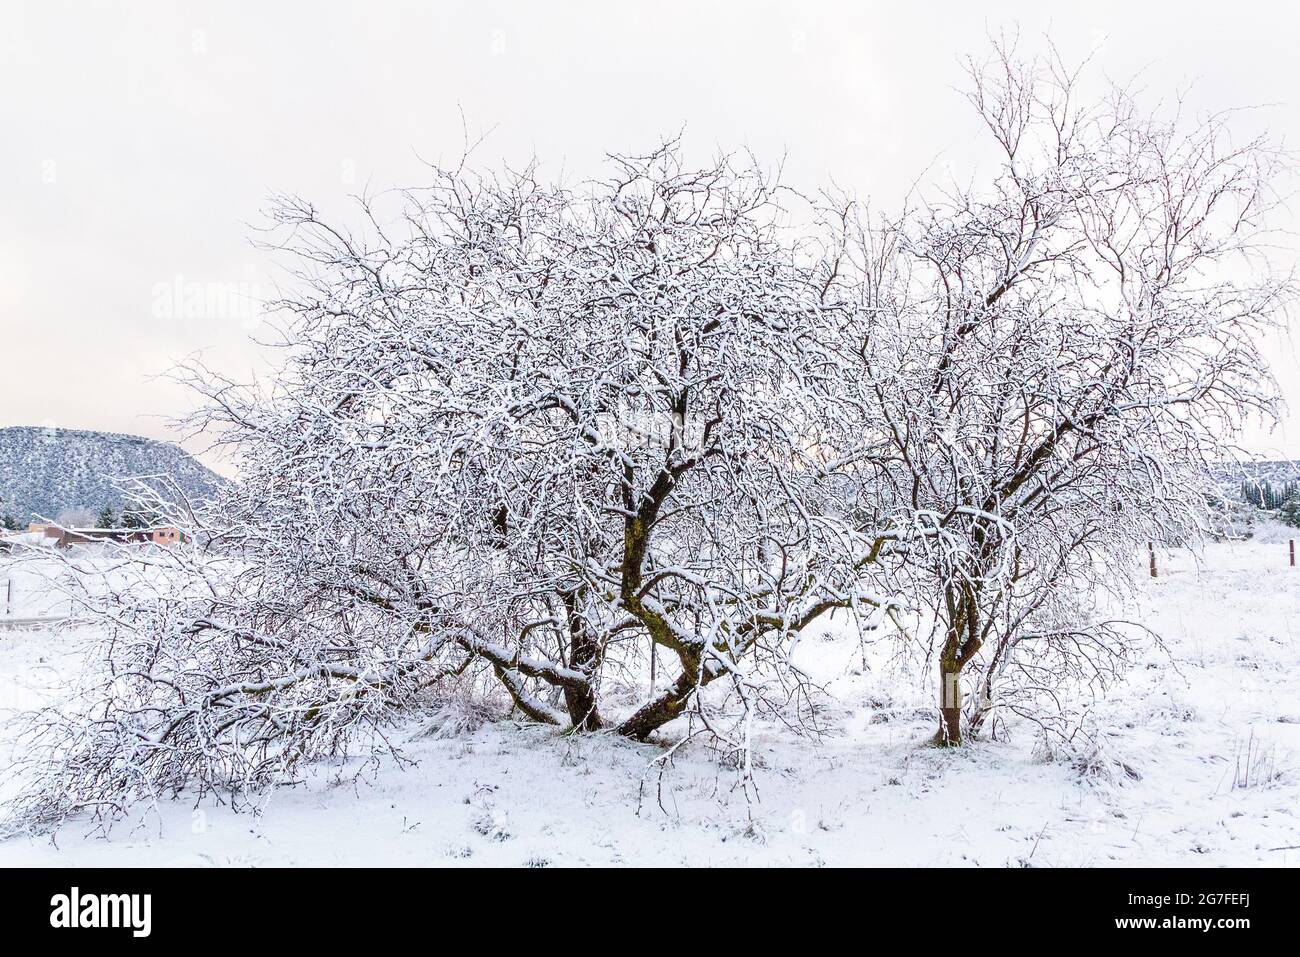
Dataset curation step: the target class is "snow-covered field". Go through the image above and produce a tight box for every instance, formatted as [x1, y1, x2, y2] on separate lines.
[0, 537, 1297, 867]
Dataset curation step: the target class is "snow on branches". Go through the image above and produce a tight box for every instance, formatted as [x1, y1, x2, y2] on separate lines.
[823, 41, 1290, 743]
[4, 143, 906, 832]
[3, 41, 1290, 832]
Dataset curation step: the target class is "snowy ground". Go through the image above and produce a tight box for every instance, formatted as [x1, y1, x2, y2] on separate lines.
[0, 536, 1297, 867]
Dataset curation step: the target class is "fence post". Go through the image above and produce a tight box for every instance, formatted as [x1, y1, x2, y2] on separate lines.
[1291, 539, 1295, 568]
[1148, 542, 1157, 579]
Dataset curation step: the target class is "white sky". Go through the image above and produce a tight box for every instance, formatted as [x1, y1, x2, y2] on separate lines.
[3, 0, 1298, 471]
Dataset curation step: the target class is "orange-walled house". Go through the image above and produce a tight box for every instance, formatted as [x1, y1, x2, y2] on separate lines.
[24, 523, 184, 547]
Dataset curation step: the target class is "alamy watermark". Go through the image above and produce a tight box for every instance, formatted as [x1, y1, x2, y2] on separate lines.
[152, 275, 263, 328]
[49, 887, 151, 937]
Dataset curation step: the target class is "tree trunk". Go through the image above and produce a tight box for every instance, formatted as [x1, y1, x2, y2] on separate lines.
[936, 656, 963, 746]
[617, 657, 701, 740]
[562, 680, 602, 731]
[561, 590, 603, 731]
[933, 587, 975, 747]
[562, 657, 602, 731]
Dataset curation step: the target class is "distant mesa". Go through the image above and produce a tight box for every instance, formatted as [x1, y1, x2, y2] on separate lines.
[0, 426, 226, 526]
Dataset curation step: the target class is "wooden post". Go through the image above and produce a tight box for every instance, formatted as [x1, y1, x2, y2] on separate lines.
[1148, 542, 1157, 579]
[3, 578, 10, 616]
[1291, 539, 1295, 568]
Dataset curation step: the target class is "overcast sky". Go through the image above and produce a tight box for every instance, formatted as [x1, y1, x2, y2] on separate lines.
[3, 0, 1298, 470]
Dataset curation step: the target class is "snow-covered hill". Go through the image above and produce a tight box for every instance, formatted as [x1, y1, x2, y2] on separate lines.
[1212, 459, 1300, 498]
[0, 426, 224, 524]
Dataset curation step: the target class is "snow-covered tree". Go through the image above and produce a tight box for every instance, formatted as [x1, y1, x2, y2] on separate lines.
[3, 42, 1289, 833]
[4, 143, 914, 830]
[821, 42, 1289, 743]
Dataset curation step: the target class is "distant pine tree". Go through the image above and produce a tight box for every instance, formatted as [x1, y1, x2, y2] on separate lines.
[1280, 499, 1300, 528]
[121, 509, 161, 529]
[96, 505, 116, 529]
[1254, 480, 1280, 510]
[1236, 478, 1299, 511]
[1241, 480, 1273, 509]
[1281, 489, 1300, 529]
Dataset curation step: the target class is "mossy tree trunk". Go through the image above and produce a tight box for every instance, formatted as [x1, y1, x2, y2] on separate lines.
[617, 655, 703, 739]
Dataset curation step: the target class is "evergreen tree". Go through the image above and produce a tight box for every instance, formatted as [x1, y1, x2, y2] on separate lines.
[1241, 480, 1272, 509]
[121, 509, 160, 529]
[1244, 480, 1283, 510]
[1280, 500, 1299, 527]
[96, 505, 116, 529]
[1281, 490, 1300, 529]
